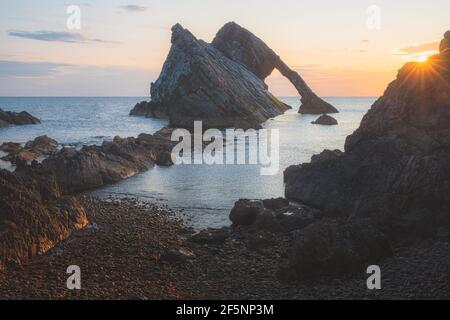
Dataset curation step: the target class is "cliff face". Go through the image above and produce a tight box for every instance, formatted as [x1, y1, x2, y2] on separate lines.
[0, 170, 87, 270]
[285, 31, 450, 236]
[131, 24, 289, 130]
[212, 22, 338, 115]
[131, 22, 337, 129]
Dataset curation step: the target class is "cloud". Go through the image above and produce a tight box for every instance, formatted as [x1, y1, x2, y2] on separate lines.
[120, 5, 148, 12]
[393, 42, 439, 55]
[8, 30, 120, 44]
[0, 60, 72, 78]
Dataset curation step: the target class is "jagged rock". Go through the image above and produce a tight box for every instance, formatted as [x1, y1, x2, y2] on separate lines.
[131, 22, 337, 128]
[1, 135, 58, 164]
[262, 197, 289, 210]
[15, 132, 176, 195]
[131, 23, 289, 129]
[0, 108, 40, 128]
[212, 22, 338, 115]
[25, 135, 57, 156]
[311, 114, 338, 125]
[0, 142, 21, 153]
[230, 198, 320, 232]
[230, 199, 265, 226]
[310, 149, 343, 163]
[284, 31, 450, 236]
[0, 170, 87, 270]
[287, 219, 392, 279]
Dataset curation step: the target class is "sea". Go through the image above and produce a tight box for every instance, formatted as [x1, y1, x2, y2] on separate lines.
[0, 96, 376, 229]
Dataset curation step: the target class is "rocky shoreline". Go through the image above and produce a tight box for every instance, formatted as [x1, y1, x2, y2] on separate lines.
[0, 197, 448, 300]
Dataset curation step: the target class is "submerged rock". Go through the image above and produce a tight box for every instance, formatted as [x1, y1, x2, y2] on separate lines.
[0, 108, 40, 128]
[311, 114, 338, 125]
[131, 22, 337, 128]
[285, 31, 450, 235]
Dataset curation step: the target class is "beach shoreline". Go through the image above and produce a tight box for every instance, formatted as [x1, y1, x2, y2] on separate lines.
[1, 197, 448, 300]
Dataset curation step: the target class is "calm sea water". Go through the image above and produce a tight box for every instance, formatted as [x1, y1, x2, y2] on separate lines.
[0, 96, 375, 228]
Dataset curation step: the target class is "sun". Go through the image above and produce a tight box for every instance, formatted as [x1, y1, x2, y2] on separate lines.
[415, 54, 429, 63]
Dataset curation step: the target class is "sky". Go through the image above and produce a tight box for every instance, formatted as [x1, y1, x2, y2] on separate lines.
[0, 0, 448, 97]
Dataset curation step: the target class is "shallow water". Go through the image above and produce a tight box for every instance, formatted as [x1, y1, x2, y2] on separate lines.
[0, 96, 375, 228]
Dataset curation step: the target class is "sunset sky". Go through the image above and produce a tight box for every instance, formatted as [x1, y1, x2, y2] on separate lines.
[0, 0, 448, 97]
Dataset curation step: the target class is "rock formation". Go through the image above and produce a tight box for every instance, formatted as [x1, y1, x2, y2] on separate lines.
[0, 169, 88, 270]
[311, 114, 338, 125]
[131, 22, 337, 129]
[285, 31, 450, 237]
[20, 132, 176, 195]
[212, 22, 338, 115]
[1, 135, 58, 164]
[0, 108, 40, 128]
[0, 129, 176, 269]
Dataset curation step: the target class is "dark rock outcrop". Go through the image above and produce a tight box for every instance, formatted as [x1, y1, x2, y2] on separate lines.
[131, 22, 337, 128]
[311, 114, 338, 125]
[1, 135, 58, 164]
[285, 31, 450, 236]
[0, 169, 88, 270]
[0, 108, 40, 128]
[131, 23, 289, 130]
[287, 219, 392, 279]
[22, 132, 175, 195]
[212, 22, 338, 115]
[230, 198, 320, 233]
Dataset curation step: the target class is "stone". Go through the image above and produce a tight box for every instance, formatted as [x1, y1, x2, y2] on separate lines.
[212, 22, 339, 115]
[229, 199, 265, 226]
[311, 114, 338, 125]
[131, 22, 338, 128]
[130, 23, 290, 130]
[0, 108, 40, 128]
[0, 169, 87, 269]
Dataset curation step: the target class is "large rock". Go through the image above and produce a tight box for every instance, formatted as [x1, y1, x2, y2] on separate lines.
[0, 108, 40, 128]
[311, 114, 338, 125]
[130, 23, 289, 130]
[287, 219, 392, 279]
[2, 135, 58, 164]
[285, 31, 450, 235]
[0, 170, 87, 270]
[131, 22, 337, 128]
[17, 132, 175, 195]
[229, 198, 320, 233]
[212, 22, 338, 115]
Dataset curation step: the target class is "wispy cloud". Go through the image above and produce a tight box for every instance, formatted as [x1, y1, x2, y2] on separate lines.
[8, 30, 120, 44]
[120, 5, 149, 12]
[0, 60, 72, 78]
[393, 42, 439, 55]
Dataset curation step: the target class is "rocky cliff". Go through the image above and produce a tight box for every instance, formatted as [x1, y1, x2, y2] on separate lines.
[0, 170, 87, 270]
[285, 31, 450, 236]
[212, 22, 338, 115]
[131, 22, 337, 129]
